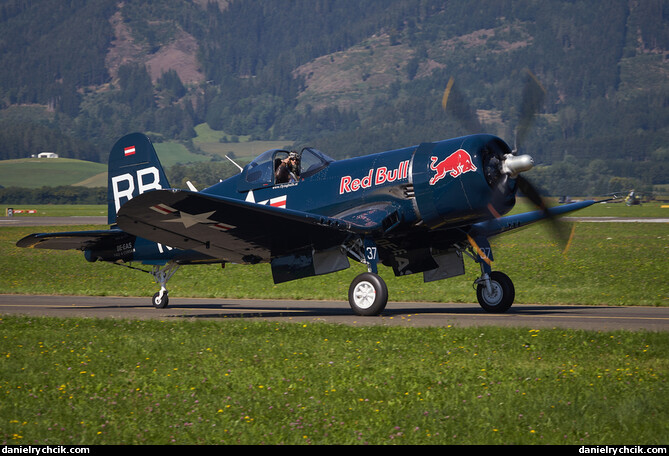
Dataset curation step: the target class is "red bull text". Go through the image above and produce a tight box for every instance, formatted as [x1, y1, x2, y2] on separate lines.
[339, 160, 410, 194]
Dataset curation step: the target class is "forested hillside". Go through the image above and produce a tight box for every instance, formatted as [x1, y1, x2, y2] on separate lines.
[0, 0, 667, 195]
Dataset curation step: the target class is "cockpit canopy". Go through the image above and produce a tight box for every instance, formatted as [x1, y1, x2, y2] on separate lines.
[238, 147, 334, 192]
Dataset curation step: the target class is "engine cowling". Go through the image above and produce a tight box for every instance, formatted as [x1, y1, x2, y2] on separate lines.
[411, 134, 522, 229]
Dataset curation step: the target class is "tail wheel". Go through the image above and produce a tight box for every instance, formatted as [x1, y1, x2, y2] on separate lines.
[476, 271, 514, 313]
[348, 272, 388, 316]
[152, 291, 169, 309]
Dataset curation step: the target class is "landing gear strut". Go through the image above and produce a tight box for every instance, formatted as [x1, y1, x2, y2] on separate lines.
[464, 234, 515, 313]
[150, 261, 180, 309]
[475, 271, 515, 313]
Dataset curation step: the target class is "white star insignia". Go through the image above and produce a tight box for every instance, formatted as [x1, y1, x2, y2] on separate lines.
[163, 210, 216, 228]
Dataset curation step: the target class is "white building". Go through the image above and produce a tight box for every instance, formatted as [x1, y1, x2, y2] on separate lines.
[37, 152, 58, 158]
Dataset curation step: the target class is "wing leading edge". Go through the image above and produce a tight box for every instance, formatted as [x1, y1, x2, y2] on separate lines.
[469, 200, 597, 237]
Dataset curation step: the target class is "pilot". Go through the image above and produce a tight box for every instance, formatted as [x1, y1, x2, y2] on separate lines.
[275, 151, 300, 183]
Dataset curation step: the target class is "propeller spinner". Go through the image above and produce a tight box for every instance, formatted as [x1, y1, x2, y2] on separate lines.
[442, 71, 570, 247]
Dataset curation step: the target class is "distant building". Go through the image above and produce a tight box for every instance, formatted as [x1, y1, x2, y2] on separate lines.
[37, 152, 58, 158]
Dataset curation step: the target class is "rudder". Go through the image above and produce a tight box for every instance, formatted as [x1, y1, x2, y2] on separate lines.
[107, 133, 170, 225]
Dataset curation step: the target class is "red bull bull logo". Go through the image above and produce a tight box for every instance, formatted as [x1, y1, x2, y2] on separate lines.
[429, 149, 477, 185]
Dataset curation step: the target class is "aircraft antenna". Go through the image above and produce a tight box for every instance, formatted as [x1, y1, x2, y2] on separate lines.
[225, 155, 244, 172]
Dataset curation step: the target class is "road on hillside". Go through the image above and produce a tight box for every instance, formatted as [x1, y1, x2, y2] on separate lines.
[0, 294, 667, 332]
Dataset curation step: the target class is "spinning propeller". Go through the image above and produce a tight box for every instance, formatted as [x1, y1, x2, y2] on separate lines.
[442, 70, 571, 247]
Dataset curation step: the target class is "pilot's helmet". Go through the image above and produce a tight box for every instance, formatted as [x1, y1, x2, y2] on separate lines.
[288, 151, 298, 160]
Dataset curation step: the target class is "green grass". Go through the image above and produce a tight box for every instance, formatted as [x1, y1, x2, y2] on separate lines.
[152, 142, 212, 168]
[1, 316, 667, 445]
[510, 198, 669, 218]
[2, 221, 667, 307]
[192, 123, 294, 162]
[0, 158, 106, 188]
[2, 207, 668, 445]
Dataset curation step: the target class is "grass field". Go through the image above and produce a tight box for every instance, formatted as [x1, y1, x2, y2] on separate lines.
[0, 158, 106, 188]
[1, 204, 668, 445]
[152, 142, 212, 168]
[1, 316, 667, 445]
[191, 123, 295, 162]
[508, 198, 669, 218]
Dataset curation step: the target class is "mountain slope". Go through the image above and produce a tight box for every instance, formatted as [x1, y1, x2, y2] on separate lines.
[0, 0, 666, 195]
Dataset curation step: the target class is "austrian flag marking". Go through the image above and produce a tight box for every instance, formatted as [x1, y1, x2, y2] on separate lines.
[124, 146, 136, 156]
[269, 195, 287, 208]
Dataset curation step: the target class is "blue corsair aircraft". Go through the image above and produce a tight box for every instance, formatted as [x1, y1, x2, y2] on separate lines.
[17, 130, 600, 316]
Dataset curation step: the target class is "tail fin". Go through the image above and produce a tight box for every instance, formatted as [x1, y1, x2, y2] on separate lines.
[107, 133, 170, 225]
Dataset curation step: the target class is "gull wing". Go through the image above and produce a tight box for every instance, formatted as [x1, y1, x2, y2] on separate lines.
[115, 189, 361, 264]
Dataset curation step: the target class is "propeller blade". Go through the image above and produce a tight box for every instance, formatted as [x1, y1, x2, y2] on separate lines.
[514, 69, 546, 152]
[442, 77, 483, 134]
[516, 174, 571, 248]
[515, 174, 545, 211]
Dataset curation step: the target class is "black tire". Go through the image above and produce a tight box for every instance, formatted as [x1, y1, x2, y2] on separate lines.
[152, 291, 169, 309]
[476, 271, 514, 313]
[348, 272, 388, 316]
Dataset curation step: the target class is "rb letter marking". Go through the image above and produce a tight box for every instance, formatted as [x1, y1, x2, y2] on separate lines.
[111, 166, 162, 214]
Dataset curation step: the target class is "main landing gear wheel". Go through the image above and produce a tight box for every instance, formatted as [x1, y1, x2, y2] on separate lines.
[476, 271, 515, 313]
[149, 262, 179, 309]
[152, 291, 169, 309]
[348, 272, 388, 316]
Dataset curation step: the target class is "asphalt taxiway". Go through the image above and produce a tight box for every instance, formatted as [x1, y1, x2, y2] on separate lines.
[0, 294, 667, 332]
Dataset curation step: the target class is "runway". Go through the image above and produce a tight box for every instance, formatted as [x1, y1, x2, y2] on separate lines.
[0, 294, 667, 332]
